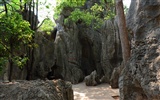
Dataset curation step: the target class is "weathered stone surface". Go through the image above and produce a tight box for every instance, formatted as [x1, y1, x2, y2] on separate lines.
[78, 24, 102, 77]
[0, 79, 73, 100]
[84, 70, 100, 86]
[110, 62, 123, 89]
[54, 20, 84, 84]
[31, 11, 122, 84]
[8, 0, 121, 84]
[119, 0, 160, 100]
[100, 19, 122, 83]
[32, 32, 55, 79]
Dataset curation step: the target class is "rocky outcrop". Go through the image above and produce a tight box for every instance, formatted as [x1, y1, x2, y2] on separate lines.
[84, 70, 100, 86]
[119, 0, 160, 100]
[0, 79, 73, 100]
[1, 0, 122, 84]
[31, 2, 122, 84]
[53, 17, 122, 84]
[100, 19, 122, 83]
[31, 32, 55, 79]
[0, 0, 122, 84]
[54, 20, 84, 84]
[110, 62, 123, 89]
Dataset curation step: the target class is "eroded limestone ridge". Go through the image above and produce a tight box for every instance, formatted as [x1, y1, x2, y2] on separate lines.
[119, 0, 160, 99]
[0, 79, 73, 100]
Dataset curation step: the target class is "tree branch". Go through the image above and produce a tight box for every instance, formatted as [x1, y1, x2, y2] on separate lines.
[36, 18, 49, 30]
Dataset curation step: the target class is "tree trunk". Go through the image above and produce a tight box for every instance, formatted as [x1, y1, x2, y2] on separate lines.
[3, 60, 9, 82]
[9, 38, 13, 82]
[116, 0, 130, 64]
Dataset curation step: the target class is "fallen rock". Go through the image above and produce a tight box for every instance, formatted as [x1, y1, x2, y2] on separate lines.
[110, 62, 124, 89]
[84, 70, 100, 86]
[0, 79, 73, 100]
[110, 67, 120, 89]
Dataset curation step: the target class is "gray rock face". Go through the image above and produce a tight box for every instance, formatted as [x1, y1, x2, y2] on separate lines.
[54, 20, 84, 84]
[101, 19, 122, 83]
[78, 24, 102, 77]
[32, 32, 55, 79]
[0, 79, 73, 100]
[53, 17, 122, 84]
[110, 62, 123, 89]
[119, 0, 160, 100]
[31, 9, 122, 84]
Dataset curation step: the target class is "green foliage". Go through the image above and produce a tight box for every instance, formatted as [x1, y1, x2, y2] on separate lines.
[0, 0, 32, 11]
[0, 12, 33, 44]
[0, 0, 35, 73]
[65, 9, 94, 25]
[13, 56, 28, 69]
[39, 18, 55, 34]
[100, 0, 116, 20]
[90, 3, 104, 15]
[64, 3, 104, 29]
[55, 0, 117, 28]
[124, 5, 129, 14]
[8, 0, 21, 10]
[104, 9, 115, 20]
[54, 0, 86, 19]
[0, 57, 7, 74]
[0, 12, 33, 70]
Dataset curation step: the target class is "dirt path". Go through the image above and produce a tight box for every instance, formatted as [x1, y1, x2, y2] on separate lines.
[72, 82, 119, 100]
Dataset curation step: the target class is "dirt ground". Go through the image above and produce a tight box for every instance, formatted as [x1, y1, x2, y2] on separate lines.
[72, 82, 119, 100]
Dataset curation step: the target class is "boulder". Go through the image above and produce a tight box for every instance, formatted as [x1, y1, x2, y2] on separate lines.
[84, 70, 100, 86]
[110, 62, 124, 89]
[119, 0, 160, 100]
[0, 79, 73, 100]
[110, 67, 120, 88]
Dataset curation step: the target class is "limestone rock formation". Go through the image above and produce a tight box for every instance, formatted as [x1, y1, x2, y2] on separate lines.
[1, 0, 122, 84]
[32, 32, 55, 79]
[84, 70, 100, 86]
[53, 17, 122, 84]
[119, 0, 160, 100]
[110, 63, 123, 89]
[54, 20, 84, 84]
[32, 1, 122, 84]
[100, 19, 122, 83]
[0, 79, 73, 100]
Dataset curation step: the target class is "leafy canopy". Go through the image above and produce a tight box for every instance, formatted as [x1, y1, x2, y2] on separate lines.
[54, 0, 116, 29]
[54, 0, 86, 19]
[39, 18, 56, 34]
[0, 0, 34, 72]
[0, 12, 33, 69]
[64, 3, 104, 29]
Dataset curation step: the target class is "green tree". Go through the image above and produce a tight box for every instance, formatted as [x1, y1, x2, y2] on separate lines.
[0, 0, 34, 81]
[54, 0, 116, 29]
[54, 0, 86, 20]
